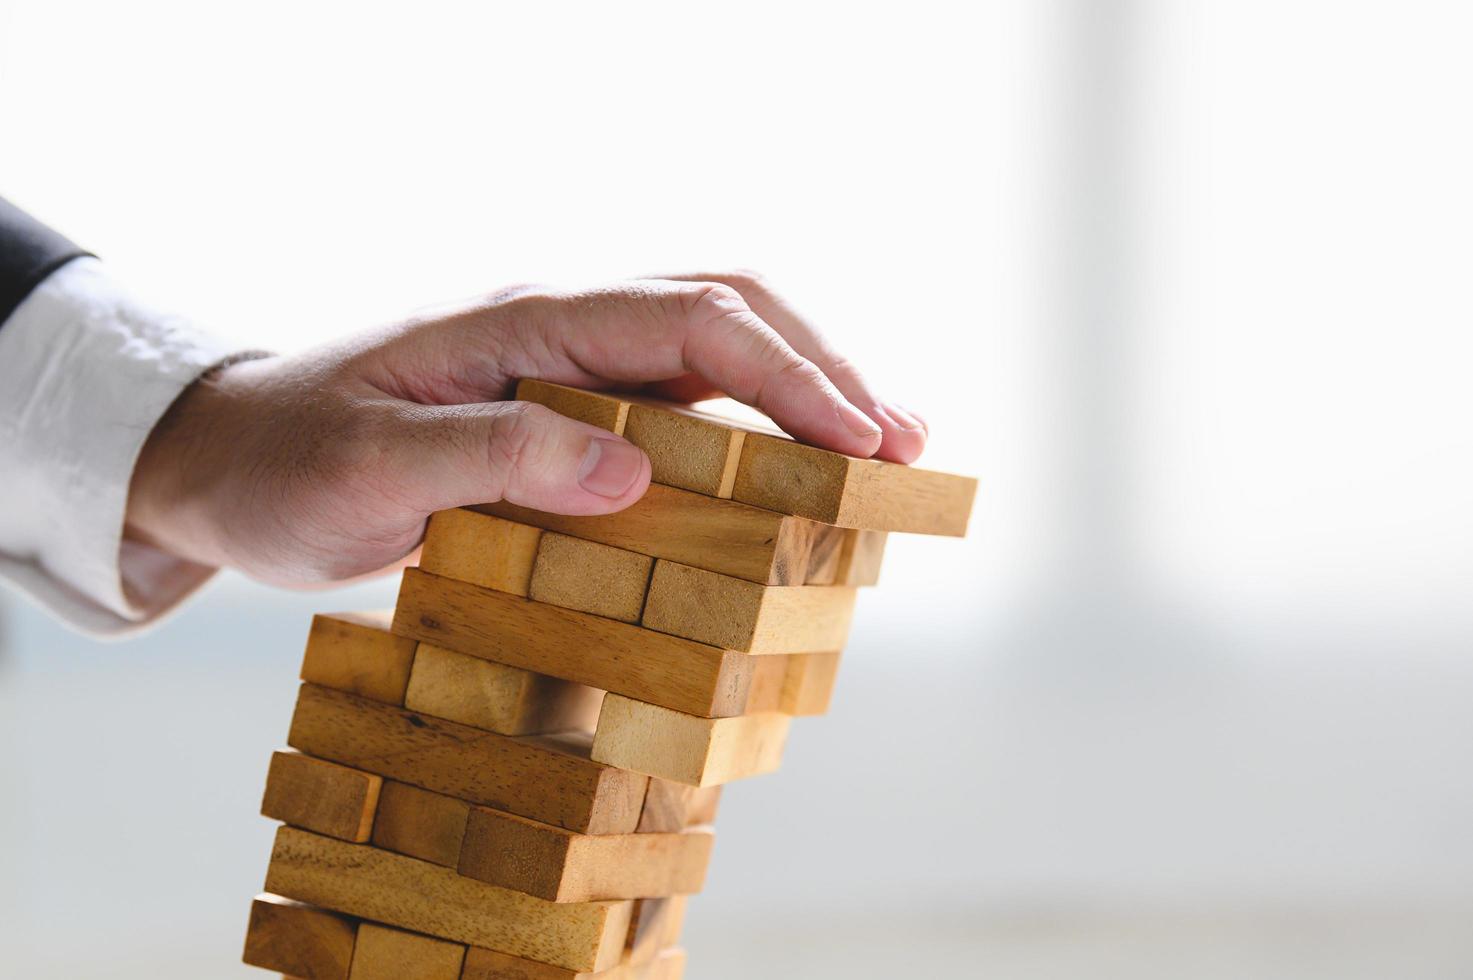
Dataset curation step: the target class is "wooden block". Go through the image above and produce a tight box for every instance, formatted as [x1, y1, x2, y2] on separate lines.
[393, 569, 754, 718]
[264, 827, 632, 973]
[405, 642, 603, 736]
[347, 923, 465, 980]
[635, 782, 723, 833]
[419, 508, 544, 595]
[624, 896, 687, 967]
[741, 653, 793, 713]
[474, 483, 817, 585]
[243, 894, 357, 980]
[641, 561, 856, 654]
[519, 380, 745, 497]
[300, 612, 417, 706]
[261, 751, 382, 843]
[779, 650, 842, 716]
[835, 529, 886, 586]
[592, 695, 791, 787]
[530, 533, 653, 623]
[287, 684, 646, 835]
[461, 945, 685, 980]
[733, 431, 977, 536]
[370, 781, 471, 868]
[801, 523, 851, 586]
[458, 808, 713, 902]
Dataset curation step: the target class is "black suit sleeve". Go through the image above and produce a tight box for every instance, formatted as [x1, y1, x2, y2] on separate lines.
[0, 197, 93, 327]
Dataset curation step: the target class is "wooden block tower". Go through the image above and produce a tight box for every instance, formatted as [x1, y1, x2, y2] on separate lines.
[243, 381, 977, 979]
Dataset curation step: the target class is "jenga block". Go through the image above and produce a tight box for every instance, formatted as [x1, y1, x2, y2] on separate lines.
[635, 782, 723, 833]
[370, 781, 471, 868]
[733, 432, 978, 536]
[287, 684, 646, 834]
[641, 561, 856, 653]
[458, 807, 713, 902]
[261, 751, 383, 843]
[393, 569, 754, 718]
[264, 827, 632, 973]
[347, 923, 465, 980]
[519, 380, 746, 498]
[474, 483, 817, 585]
[243, 894, 357, 980]
[835, 529, 887, 586]
[530, 533, 653, 623]
[419, 509, 543, 595]
[779, 650, 842, 716]
[405, 643, 603, 736]
[801, 523, 851, 586]
[300, 612, 417, 706]
[624, 897, 687, 967]
[461, 946, 685, 980]
[591, 695, 791, 787]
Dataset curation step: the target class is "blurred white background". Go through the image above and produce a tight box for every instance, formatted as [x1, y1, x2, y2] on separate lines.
[3, 1, 1473, 977]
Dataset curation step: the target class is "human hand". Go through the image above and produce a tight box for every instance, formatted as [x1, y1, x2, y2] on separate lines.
[124, 273, 928, 585]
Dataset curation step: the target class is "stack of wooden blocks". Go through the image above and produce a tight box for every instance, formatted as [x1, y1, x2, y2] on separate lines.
[242, 380, 976, 979]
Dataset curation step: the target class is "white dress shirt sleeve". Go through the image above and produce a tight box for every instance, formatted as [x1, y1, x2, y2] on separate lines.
[0, 257, 258, 636]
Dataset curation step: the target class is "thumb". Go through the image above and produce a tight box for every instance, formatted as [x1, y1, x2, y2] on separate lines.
[391, 400, 651, 515]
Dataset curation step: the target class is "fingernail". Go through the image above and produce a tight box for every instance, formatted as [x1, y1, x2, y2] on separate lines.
[836, 401, 883, 441]
[887, 403, 928, 433]
[578, 438, 645, 498]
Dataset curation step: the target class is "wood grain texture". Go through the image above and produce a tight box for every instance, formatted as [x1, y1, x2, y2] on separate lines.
[243, 894, 357, 980]
[801, 523, 851, 586]
[261, 751, 382, 843]
[458, 807, 713, 902]
[518, 380, 746, 498]
[530, 533, 654, 624]
[300, 612, 417, 706]
[624, 897, 687, 967]
[393, 569, 754, 719]
[779, 650, 842, 716]
[287, 684, 646, 835]
[461, 946, 685, 980]
[474, 484, 817, 586]
[419, 509, 543, 595]
[370, 781, 471, 868]
[641, 561, 856, 653]
[591, 695, 791, 787]
[835, 529, 887, 586]
[635, 782, 723, 833]
[347, 923, 465, 980]
[263, 827, 632, 973]
[732, 432, 977, 536]
[405, 642, 603, 736]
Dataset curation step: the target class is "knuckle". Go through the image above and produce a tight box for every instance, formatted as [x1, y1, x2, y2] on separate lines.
[685, 283, 749, 324]
[722, 267, 769, 294]
[486, 401, 554, 488]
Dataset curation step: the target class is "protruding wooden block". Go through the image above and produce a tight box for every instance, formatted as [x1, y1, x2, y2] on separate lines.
[461, 945, 685, 980]
[641, 561, 856, 653]
[835, 529, 887, 586]
[419, 508, 544, 595]
[264, 827, 633, 973]
[243, 894, 357, 980]
[458, 807, 713, 902]
[287, 684, 646, 835]
[261, 751, 382, 843]
[370, 781, 471, 868]
[474, 484, 818, 586]
[624, 897, 687, 967]
[530, 533, 653, 623]
[635, 782, 723, 833]
[405, 642, 603, 736]
[300, 612, 417, 706]
[733, 432, 977, 536]
[779, 650, 842, 716]
[519, 380, 745, 498]
[347, 923, 465, 980]
[591, 695, 791, 787]
[393, 569, 755, 719]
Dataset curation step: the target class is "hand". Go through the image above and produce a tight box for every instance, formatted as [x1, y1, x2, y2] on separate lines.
[124, 273, 929, 585]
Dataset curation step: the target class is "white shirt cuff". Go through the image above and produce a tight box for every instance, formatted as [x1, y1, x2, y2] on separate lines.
[0, 257, 255, 636]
